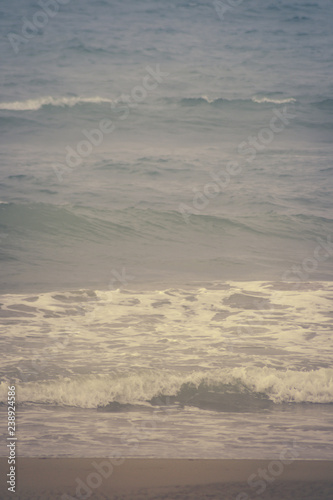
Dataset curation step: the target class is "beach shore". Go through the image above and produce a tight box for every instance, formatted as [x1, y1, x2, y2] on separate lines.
[1, 458, 332, 499]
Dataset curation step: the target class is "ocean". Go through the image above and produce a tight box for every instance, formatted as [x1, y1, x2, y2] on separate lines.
[0, 0, 332, 460]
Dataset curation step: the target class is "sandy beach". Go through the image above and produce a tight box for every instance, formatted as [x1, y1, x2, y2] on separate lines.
[0, 458, 332, 499]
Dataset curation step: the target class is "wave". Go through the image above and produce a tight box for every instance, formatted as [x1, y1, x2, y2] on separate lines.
[0, 96, 114, 111]
[2, 367, 332, 409]
[2, 94, 327, 113]
[0, 203, 330, 249]
[251, 96, 296, 104]
[0, 203, 140, 244]
[314, 98, 333, 110]
[180, 95, 297, 107]
[180, 96, 226, 106]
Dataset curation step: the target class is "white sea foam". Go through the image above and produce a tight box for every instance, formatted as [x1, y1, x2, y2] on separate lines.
[252, 96, 296, 104]
[1, 367, 332, 408]
[0, 96, 114, 111]
[183, 95, 296, 105]
[231, 366, 333, 404]
[1, 282, 332, 389]
[200, 95, 217, 104]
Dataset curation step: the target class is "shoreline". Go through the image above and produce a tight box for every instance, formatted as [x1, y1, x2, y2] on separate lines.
[1, 458, 332, 499]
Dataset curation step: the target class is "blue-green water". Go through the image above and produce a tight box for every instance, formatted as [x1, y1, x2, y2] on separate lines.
[0, 0, 332, 459]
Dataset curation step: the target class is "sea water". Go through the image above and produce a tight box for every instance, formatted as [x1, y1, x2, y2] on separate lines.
[0, 0, 332, 458]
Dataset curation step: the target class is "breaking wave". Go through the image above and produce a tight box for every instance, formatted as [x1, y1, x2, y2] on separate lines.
[251, 96, 296, 104]
[1, 367, 332, 409]
[180, 95, 297, 107]
[0, 95, 114, 111]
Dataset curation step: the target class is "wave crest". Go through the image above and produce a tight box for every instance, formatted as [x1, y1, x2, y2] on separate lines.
[0, 96, 114, 111]
[251, 96, 296, 104]
[180, 95, 296, 107]
[1, 367, 332, 409]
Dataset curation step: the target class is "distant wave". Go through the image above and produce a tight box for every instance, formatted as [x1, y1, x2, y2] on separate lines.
[194, 95, 225, 104]
[314, 98, 333, 109]
[0, 203, 329, 249]
[0, 94, 304, 111]
[1, 367, 332, 409]
[251, 96, 296, 104]
[181, 96, 227, 106]
[180, 95, 296, 107]
[0, 96, 114, 111]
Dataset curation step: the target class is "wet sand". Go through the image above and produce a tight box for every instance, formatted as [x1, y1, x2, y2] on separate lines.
[0, 458, 332, 499]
